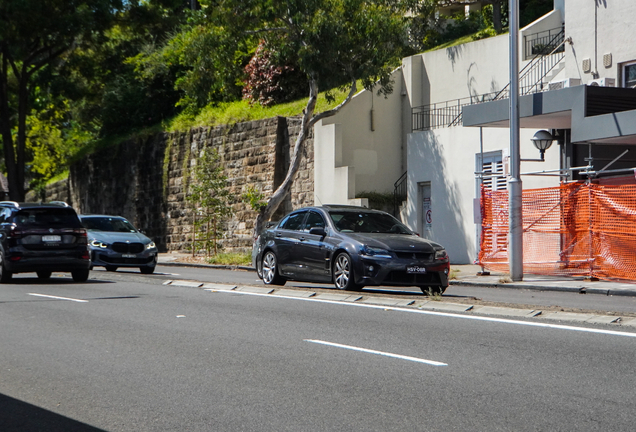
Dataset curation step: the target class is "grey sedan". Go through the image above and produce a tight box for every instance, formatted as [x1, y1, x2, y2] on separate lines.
[80, 215, 158, 274]
[252, 205, 450, 294]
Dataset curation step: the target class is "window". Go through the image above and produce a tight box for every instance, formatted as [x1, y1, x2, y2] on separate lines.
[279, 212, 306, 231]
[478, 151, 506, 191]
[303, 211, 325, 231]
[623, 62, 636, 88]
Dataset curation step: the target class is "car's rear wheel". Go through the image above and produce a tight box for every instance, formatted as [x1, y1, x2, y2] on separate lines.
[72, 269, 90, 282]
[420, 286, 445, 296]
[0, 251, 12, 283]
[333, 252, 362, 291]
[37, 271, 52, 279]
[105, 265, 118, 272]
[140, 266, 155, 274]
[262, 251, 286, 286]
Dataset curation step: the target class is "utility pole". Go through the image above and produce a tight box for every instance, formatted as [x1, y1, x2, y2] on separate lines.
[509, 0, 523, 281]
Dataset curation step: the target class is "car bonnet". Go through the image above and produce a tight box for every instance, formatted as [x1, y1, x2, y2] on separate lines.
[88, 230, 152, 245]
[344, 232, 441, 252]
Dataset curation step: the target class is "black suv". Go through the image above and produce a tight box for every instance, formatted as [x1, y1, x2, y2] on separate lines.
[0, 202, 91, 283]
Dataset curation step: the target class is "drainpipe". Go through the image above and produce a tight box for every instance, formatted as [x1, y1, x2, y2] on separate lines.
[509, 0, 523, 281]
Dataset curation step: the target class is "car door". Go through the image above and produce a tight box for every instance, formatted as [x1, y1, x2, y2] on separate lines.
[295, 211, 331, 281]
[272, 210, 307, 276]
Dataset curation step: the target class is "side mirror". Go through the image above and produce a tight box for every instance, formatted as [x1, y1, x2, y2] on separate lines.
[309, 227, 327, 237]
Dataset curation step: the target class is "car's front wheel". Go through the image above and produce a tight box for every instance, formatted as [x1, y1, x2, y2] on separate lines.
[140, 266, 155, 274]
[262, 251, 286, 286]
[72, 269, 90, 282]
[420, 286, 445, 296]
[105, 265, 118, 272]
[333, 252, 362, 291]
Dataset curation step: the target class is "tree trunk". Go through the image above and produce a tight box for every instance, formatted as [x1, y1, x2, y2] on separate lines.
[252, 78, 358, 239]
[15, 65, 28, 200]
[492, 0, 502, 33]
[0, 45, 20, 201]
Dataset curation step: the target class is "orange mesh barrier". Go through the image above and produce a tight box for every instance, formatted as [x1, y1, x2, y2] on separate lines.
[479, 182, 636, 281]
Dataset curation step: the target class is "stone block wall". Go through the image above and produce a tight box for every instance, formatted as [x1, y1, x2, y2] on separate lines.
[65, 116, 314, 253]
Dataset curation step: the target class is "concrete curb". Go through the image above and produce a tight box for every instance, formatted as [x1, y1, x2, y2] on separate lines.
[181, 282, 636, 327]
[158, 259, 636, 297]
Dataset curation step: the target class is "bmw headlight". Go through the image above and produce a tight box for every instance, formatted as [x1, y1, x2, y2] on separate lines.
[435, 249, 448, 260]
[91, 240, 109, 249]
[361, 245, 392, 259]
[146, 241, 156, 250]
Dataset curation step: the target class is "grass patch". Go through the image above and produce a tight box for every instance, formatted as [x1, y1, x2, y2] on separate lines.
[449, 268, 460, 280]
[426, 28, 505, 52]
[165, 84, 361, 132]
[205, 252, 252, 266]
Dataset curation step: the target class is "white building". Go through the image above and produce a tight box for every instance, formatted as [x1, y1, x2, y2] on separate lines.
[313, 0, 636, 264]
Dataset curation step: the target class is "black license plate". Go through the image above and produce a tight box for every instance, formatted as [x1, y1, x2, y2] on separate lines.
[406, 266, 427, 274]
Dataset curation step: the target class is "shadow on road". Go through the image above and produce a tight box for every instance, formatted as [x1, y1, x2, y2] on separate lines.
[0, 393, 105, 432]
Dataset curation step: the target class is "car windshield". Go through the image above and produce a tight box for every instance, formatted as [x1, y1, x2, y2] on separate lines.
[13, 208, 82, 228]
[328, 211, 412, 234]
[81, 217, 137, 233]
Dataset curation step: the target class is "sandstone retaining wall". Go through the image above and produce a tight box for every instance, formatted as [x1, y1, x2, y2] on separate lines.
[63, 116, 313, 253]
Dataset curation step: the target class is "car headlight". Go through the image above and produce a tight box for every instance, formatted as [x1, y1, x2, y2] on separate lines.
[435, 249, 448, 260]
[361, 245, 392, 258]
[146, 241, 156, 250]
[91, 240, 109, 248]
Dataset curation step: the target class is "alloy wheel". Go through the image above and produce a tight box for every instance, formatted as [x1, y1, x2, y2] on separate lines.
[334, 253, 351, 290]
[262, 252, 277, 284]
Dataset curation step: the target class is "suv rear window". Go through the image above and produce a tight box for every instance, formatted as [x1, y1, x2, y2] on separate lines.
[12, 208, 83, 229]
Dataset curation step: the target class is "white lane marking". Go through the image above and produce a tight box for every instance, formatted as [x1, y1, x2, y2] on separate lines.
[28, 293, 88, 303]
[209, 289, 636, 339]
[305, 339, 447, 366]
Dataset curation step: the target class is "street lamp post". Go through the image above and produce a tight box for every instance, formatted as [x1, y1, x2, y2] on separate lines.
[509, 0, 523, 281]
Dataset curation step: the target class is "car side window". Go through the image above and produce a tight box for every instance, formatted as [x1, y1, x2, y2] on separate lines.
[0, 208, 6, 223]
[279, 212, 306, 231]
[303, 211, 325, 232]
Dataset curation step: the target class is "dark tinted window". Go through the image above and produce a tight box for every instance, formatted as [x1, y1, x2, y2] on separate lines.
[329, 211, 411, 234]
[303, 211, 326, 231]
[279, 212, 306, 231]
[82, 217, 137, 233]
[13, 208, 82, 228]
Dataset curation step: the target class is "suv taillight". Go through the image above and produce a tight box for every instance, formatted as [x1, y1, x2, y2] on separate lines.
[8, 226, 22, 238]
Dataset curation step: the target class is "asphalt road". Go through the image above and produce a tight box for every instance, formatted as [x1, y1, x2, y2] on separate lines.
[2, 269, 636, 431]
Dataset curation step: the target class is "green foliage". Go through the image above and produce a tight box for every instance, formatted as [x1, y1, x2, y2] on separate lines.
[356, 191, 394, 213]
[186, 148, 233, 257]
[26, 100, 96, 191]
[242, 185, 267, 212]
[243, 40, 308, 107]
[205, 252, 251, 266]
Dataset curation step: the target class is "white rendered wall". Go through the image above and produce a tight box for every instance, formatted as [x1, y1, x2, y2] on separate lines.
[406, 127, 560, 264]
[314, 70, 405, 206]
[564, 0, 636, 85]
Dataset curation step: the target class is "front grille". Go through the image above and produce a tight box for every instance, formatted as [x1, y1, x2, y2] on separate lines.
[112, 242, 144, 254]
[385, 271, 441, 285]
[394, 252, 433, 260]
[98, 254, 154, 265]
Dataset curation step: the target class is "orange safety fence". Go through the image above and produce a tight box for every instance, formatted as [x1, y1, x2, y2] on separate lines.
[479, 182, 636, 281]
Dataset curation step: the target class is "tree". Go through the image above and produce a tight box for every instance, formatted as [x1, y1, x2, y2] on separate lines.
[188, 0, 413, 237]
[0, 0, 120, 200]
[186, 148, 232, 257]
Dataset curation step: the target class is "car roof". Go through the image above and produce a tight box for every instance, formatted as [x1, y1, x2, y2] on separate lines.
[79, 214, 127, 219]
[0, 201, 75, 210]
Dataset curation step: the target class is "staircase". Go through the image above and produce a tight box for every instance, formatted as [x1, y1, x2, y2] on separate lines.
[412, 27, 569, 132]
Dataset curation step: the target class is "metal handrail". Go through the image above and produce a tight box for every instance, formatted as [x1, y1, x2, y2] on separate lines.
[393, 171, 407, 217]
